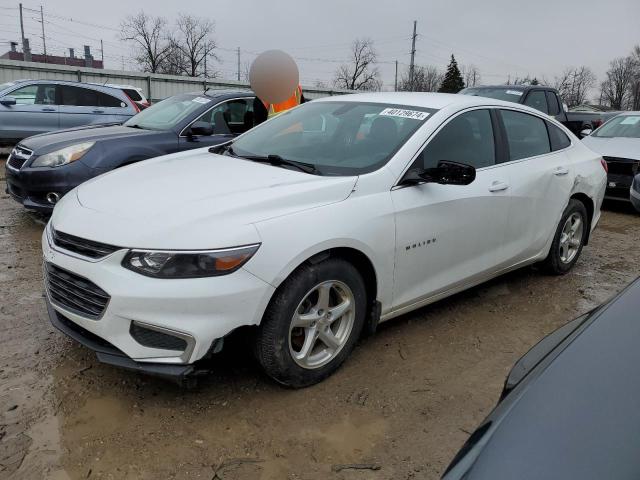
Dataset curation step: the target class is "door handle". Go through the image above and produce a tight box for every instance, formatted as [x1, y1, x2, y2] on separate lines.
[92, 110, 104, 114]
[554, 166, 569, 176]
[41, 108, 56, 112]
[488, 181, 509, 192]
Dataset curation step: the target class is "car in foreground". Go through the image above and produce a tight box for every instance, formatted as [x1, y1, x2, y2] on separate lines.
[5, 90, 258, 212]
[443, 277, 640, 480]
[43, 92, 607, 387]
[582, 112, 640, 211]
[460, 85, 616, 137]
[0, 79, 138, 146]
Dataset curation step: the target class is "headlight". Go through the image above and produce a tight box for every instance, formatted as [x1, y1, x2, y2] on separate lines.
[122, 244, 260, 278]
[31, 142, 95, 168]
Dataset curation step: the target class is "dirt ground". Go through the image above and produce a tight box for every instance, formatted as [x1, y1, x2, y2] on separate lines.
[1, 157, 639, 480]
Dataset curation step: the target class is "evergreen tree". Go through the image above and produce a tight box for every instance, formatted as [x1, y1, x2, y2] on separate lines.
[438, 55, 465, 93]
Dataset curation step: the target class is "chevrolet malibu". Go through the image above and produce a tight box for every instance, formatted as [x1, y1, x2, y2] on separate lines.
[42, 93, 607, 387]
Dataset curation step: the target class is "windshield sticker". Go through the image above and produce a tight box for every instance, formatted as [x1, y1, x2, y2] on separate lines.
[505, 90, 523, 96]
[380, 108, 430, 120]
[192, 96, 211, 104]
[620, 116, 640, 125]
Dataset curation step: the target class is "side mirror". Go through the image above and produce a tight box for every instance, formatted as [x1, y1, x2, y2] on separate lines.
[0, 96, 17, 106]
[188, 121, 214, 137]
[579, 128, 593, 138]
[402, 161, 476, 186]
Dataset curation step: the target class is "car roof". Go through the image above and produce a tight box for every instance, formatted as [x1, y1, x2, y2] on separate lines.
[312, 91, 543, 112]
[7, 78, 127, 94]
[448, 278, 640, 480]
[467, 84, 550, 91]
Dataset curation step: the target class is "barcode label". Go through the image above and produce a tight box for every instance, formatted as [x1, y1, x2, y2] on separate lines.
[380, 108, 430, 120]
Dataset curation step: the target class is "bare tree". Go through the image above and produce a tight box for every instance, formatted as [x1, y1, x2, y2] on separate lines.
[333, 38, 381, 91]
[629, 45, 640, 110]
[553, 66, 596, 108]
[121, 12, 170, 73]
[398, 65, 442, 92]
[462, 64, 481, 87]
[512, 75, 541, 86]
[600, 57, 635, 109]
[169, 14, 218, 77]
[159, 42, 188, 76]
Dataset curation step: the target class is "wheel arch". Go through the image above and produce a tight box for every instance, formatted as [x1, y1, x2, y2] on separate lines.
[262, 242, 383, 337]
[570, 192, 594, 245]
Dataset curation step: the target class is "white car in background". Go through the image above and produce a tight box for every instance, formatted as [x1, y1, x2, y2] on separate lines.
[42, 93, 607, 387]
[582, 112, 640, 211]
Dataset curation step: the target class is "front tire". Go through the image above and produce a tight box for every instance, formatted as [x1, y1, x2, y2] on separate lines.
[542, 199, 588, 275]
[255, 258, 367, 388]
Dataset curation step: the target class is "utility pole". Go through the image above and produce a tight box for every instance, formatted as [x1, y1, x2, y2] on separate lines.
[237, 47, 241, 81]
[100, 39, 104, 63]
[39, 5, 47, 61]
[394, 60, 398, 91]
[409, 20, 417, 91]
[19, 3, 25, 52]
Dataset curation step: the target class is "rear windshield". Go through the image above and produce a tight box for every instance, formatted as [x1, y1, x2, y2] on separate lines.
[460, 87, 525, 103]
[593, 115, 640, 138]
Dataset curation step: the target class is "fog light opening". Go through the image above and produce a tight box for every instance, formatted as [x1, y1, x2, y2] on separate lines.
[46, 192, 60, 205]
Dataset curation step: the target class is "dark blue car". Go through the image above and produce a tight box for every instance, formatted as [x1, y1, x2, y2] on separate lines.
[5, 90, 259, 212]
[443, 277, 640, 480]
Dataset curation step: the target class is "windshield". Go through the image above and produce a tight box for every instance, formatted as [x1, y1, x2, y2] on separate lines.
[460, 87, 525, 103]
[229, 101, 436, 175]
[0, 81, 16, 93]
[123, 94, 209, 130]
[593, 115, 640, 138]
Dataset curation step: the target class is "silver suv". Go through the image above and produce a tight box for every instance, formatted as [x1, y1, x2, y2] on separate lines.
[0, 79, 138, 146]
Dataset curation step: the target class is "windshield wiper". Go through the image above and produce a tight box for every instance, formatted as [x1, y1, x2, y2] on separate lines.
[212, 145, 318, 174]
[244, 154, 318, 174]
[127, 124, 145, 129]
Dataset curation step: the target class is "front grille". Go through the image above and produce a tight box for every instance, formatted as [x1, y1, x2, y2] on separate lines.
[52, 229, 121, 259]
[604, 157, 640, 176]
[130, 323, 188, 351]
[44, 262, 110, 319]
[6, 145, 33, 170]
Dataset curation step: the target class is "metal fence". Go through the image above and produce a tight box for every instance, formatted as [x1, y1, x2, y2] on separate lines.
[0, 58, 351, 102]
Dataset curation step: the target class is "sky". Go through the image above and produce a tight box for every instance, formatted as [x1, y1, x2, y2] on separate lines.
[1, 0, 638, 99]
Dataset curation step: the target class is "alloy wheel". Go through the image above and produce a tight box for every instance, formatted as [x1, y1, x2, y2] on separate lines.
[559, 212, 583, 264]
[288, 280, 355, 369]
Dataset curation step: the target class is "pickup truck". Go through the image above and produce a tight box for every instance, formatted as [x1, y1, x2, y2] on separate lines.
[459, 85, 614, 138]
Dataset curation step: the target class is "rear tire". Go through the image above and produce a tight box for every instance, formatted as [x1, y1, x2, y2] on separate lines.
[255, 258, 367, 388]
[542, 199, 588, 275]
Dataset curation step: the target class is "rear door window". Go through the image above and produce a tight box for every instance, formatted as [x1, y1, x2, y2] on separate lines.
[547, 122, 571, 151]
[523, 91, 549, 114]
[60, 86, 98, 107]
[501, 110, 551, 160]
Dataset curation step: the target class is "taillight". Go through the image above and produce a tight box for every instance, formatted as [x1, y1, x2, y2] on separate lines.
[600, 158, 608, 173]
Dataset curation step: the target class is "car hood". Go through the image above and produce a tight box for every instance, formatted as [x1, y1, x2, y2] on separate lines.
[52, 151, 357, 249]
[582, 136, 640, 161]
[20, 125, 162, 154]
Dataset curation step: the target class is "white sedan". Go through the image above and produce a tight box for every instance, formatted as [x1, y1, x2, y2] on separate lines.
[42, 92, 607, 387]
[582, 111, 640, 211]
